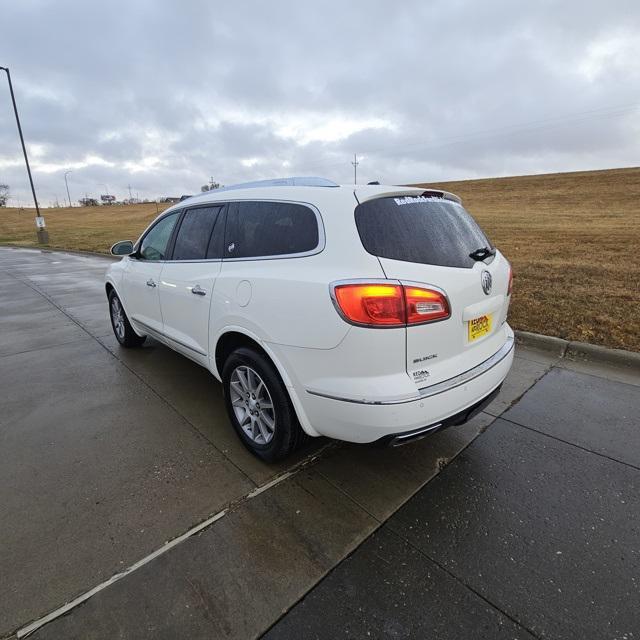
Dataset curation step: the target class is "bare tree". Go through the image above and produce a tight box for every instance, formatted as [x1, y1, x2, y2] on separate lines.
[0, 184, 9, 207]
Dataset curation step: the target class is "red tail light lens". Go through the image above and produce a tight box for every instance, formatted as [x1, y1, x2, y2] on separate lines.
[404, 286, 450, 323]
[507, 265, 513, 296]
[333, 283, 405, 326]
[332, 282, 450, 327]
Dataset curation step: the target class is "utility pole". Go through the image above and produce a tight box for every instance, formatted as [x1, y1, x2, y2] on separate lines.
[127, 184, 133, 201]
[351, 154, 359, 184]
[64, 170, 72, 207]
[0, 65, 47, 242]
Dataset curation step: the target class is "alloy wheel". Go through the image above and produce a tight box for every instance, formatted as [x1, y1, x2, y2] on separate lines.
[110, 297, 125, 341]
[229, 365, 276, 444]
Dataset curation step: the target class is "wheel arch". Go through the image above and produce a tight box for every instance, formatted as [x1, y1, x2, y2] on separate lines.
[105, 280, 144, 338]
[212, 328, 320, 437]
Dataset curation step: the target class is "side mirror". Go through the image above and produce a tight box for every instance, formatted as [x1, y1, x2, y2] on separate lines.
[110, 240, 134, 256]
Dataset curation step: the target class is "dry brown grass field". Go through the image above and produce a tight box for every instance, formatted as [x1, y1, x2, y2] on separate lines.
[0, 201, 172, 254]
[1, 166, 639, 351]
[417, 167, 640, 352]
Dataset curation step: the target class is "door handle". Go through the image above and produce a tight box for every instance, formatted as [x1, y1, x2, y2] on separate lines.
[191, 284, 206, 296]
[146, 279, 156, 288]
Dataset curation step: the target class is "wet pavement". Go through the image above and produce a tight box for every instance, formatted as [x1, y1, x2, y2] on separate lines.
[265, 368, 640, 639]
[1, 246, 637, 640]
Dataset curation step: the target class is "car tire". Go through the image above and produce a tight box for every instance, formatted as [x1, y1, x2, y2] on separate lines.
[108, 289, 146, 348]
[222, 346, 305, 462]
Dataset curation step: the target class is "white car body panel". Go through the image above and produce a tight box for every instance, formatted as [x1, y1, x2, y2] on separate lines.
[121, 259, 164, 335]
[106, 182, 514, 444]
[159, 261, 220, 365]
[377, 250, 511, 389]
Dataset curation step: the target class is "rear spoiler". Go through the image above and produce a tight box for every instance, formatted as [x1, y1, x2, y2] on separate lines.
[355, 186, 462, 205]
[419, 189, 462, 205]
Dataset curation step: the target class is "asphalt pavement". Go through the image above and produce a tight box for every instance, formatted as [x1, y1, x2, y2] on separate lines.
[1, 246, 637, 640]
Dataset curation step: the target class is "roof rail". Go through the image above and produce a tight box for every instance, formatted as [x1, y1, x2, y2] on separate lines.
[213, 177, 339, 194]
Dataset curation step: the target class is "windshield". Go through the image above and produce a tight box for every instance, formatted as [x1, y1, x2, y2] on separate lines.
[355, 196, 493, 269]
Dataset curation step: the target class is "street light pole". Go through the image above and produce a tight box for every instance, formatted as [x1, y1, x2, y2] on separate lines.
[64, 170, 72, 208]
[0, 65, 47, 242]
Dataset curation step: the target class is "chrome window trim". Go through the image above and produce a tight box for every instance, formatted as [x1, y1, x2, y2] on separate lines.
[132, 198, 325, 263]
[305, 335, 514, 405]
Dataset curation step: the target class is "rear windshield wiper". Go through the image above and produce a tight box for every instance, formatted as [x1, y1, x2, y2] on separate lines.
[469, 246, 496, 261]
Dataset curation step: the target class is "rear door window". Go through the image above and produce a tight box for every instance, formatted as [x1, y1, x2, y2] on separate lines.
[355, 196, 492, 268]
[224, 201, 319, 258]
[171, 205, 224, 260]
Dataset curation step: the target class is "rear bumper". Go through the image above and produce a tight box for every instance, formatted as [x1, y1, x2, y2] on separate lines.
[296, 333, 514, 443]
[381, 383, 502, 447]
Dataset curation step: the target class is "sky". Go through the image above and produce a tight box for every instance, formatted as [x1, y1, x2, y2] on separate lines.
[1, 0, 639, 206]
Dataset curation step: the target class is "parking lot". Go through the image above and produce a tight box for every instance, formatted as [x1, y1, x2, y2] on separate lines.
[1, 246, 638, 639]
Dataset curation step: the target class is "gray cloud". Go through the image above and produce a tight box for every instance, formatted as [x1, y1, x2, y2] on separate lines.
[1, 0, 639, 205]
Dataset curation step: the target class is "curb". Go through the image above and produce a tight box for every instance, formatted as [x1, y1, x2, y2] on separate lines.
[515, 330, 640, 373]
[514, 330, 568, 357]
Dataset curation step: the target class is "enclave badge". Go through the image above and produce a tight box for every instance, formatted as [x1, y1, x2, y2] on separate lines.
[481, 270, 492, 295]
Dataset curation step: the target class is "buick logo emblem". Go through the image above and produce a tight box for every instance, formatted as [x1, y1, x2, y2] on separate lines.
[481, 270, 492, 295]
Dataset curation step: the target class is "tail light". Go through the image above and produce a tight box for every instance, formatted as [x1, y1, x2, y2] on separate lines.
[331, 281, 450, 327]
[507, 265, 513, 296]
[404, 285, 450, 323]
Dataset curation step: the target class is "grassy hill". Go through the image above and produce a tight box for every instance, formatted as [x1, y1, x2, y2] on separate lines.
[414, 167, 640, 351]
[1, 167, 638, 351]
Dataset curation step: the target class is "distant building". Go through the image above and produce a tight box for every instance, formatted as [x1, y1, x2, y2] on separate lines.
[160, 196, 180, 203]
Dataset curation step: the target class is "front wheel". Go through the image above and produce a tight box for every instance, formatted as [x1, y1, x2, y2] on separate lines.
[222, 347, 304, 462]
[108, 290, 146, 347]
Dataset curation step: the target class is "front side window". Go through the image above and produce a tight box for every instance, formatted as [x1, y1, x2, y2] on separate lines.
[172, 206, 223, 260]
[139, 212, 179, 261]
[225, 201, 319, 258]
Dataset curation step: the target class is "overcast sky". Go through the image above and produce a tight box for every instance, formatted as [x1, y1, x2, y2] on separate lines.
[1, 0, 639, 206]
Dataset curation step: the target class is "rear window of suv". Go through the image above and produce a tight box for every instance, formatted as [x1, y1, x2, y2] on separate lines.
[355, 196, 493, 269]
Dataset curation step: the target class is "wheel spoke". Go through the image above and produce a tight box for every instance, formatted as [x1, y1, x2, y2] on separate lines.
[236, 368, 249, 392]
[261, 411, 275, 430]
[247, 368, 258, 393]
[230, 379, 244, 395]
[251, 418, 261, 441]
[256, 417, 271, 441]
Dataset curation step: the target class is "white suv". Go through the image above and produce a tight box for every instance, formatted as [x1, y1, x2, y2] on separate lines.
[106, 177, 514, 461]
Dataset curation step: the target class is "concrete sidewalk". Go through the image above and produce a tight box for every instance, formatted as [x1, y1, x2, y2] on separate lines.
[264, 362, 640, 639]
[2, 246, 637, 639]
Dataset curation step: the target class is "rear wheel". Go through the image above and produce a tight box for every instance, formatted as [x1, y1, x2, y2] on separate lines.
[222, 347, 304, 462]
[108, 290, 146, 347]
